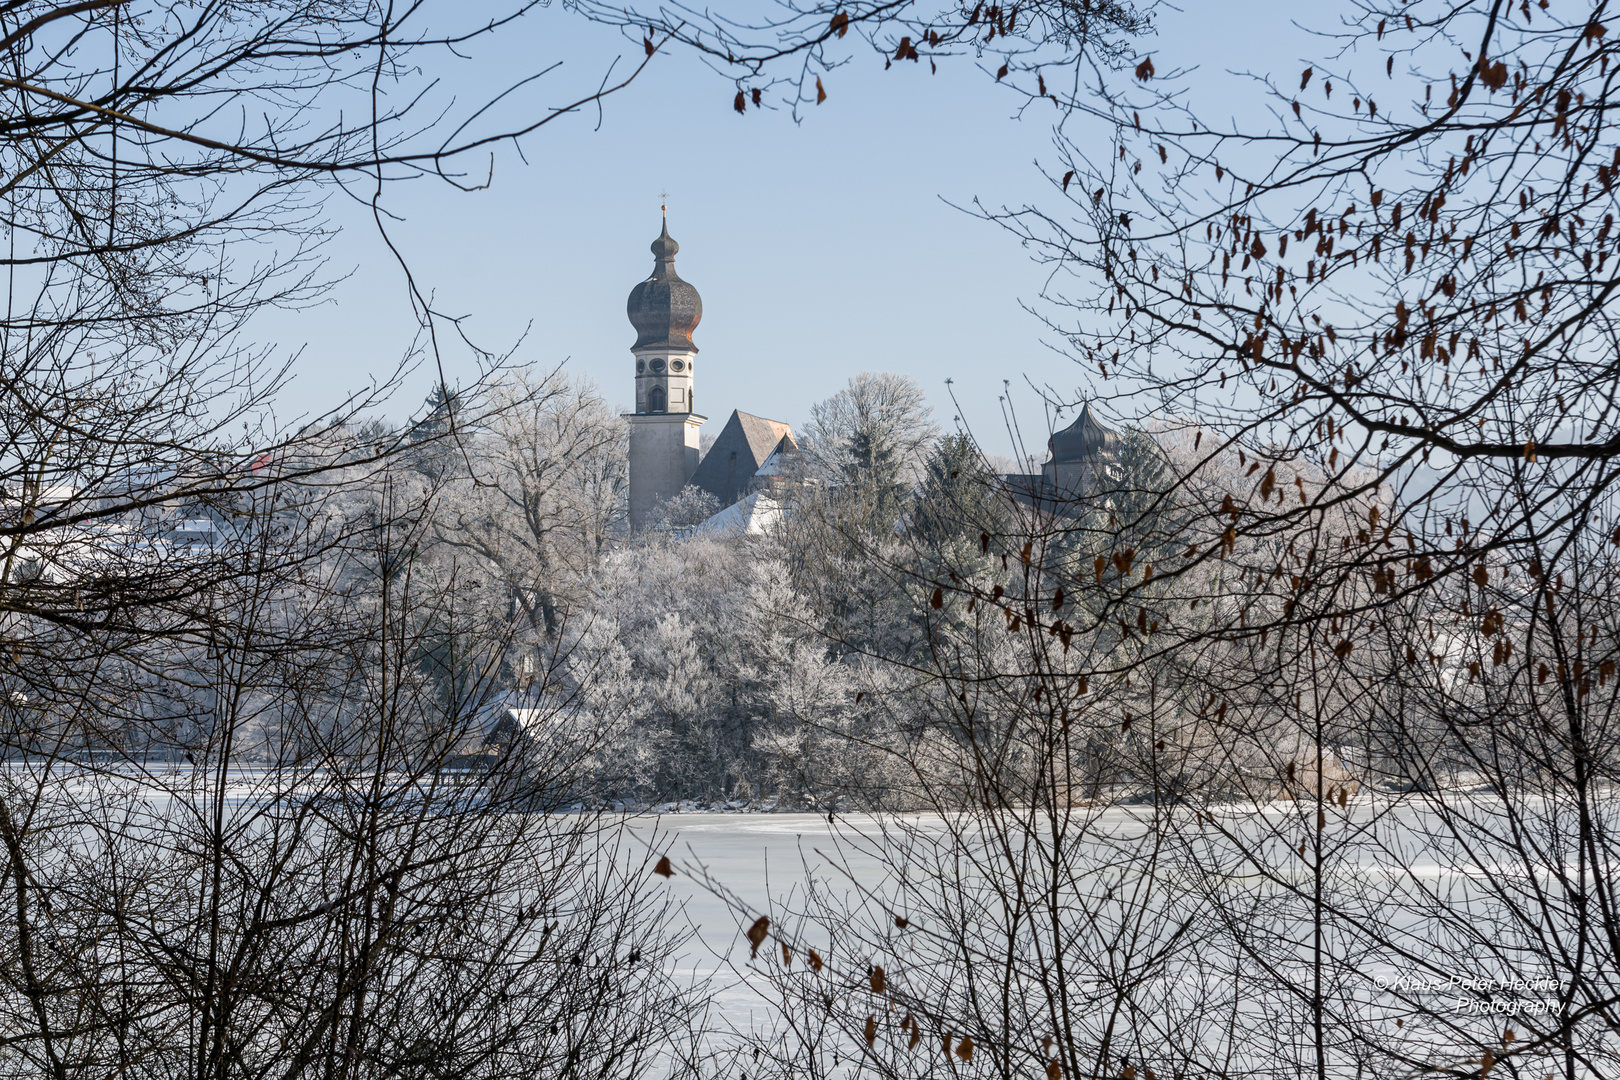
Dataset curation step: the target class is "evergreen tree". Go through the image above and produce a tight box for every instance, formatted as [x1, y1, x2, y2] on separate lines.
[910, 433, 1008, 548]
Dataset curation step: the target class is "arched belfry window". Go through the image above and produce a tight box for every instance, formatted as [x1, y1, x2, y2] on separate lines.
[649, 387, 666, 413]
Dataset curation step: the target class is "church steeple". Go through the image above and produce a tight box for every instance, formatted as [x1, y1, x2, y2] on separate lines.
[627, 208, 702, 357]
[626, 209, 701, 416]
[624, 210, 706, 529]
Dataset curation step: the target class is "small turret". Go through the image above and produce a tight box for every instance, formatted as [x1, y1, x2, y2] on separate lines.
[1040, 402, 1122, 495]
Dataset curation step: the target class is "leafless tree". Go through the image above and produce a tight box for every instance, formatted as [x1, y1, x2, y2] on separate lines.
[0, 4, 716, 1078]
[0, 470, 705, 1080]
[581, 0, 1152, 119]
[431, 369, 628, 639]
[629, 4, 1620, 1078]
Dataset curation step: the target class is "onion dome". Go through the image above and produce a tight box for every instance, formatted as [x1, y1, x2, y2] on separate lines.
[627, 213, 702, 351]
[1048, 402, 1123, 463]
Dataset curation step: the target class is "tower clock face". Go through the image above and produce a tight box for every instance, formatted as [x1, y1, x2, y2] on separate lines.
[651, 358, 666, 373]
[670, 359, 685, 372]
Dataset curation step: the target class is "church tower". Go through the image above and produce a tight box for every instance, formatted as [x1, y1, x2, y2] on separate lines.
[625, 211, 706, 530]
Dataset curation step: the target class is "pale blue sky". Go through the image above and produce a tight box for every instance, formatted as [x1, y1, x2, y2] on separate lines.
[258, 2, 1306, 453]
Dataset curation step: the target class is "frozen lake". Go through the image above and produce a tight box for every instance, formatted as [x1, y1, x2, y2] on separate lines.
[624, 794, 1617, 1046]
[13, 760, 1606, 1071]
[628, 812, 896, 1028]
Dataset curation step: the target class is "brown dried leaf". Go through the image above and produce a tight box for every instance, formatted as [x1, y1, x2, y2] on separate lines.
[1134, 56, 1154, 80]
[831, 10, 849, 37]
[956, 1036, 974, 1061]
[746, 916, 770, 958]
[865, 1015, 877, 1047]
[653, 855, 674, 878]
[816, 76, 827, 104]
[870, 965, 886, 993]
[808, 948, 824, 972]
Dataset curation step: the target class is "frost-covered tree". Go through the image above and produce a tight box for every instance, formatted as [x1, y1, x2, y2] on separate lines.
[561, 528, 910, 806]
[432, 369, 627, 638]
[653, 485, 723, 530]
[802, 371, 939, 534]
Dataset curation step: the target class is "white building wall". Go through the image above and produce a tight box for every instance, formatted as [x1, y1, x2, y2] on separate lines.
[627, 412, 704, 530]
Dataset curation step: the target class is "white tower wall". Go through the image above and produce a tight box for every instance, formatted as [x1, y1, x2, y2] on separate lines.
[623, 212, 706, 531]
[627, 412, 704, 529]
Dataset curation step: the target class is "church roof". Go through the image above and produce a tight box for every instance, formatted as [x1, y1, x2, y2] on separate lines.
[626, 215, 703, 352]
[1047, 402, 1122, 464]
[697, 492, 785, 536]
[690, 410, 796, 507]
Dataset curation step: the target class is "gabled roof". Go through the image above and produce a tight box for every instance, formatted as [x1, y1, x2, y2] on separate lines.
[690, 410, 796, 507]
